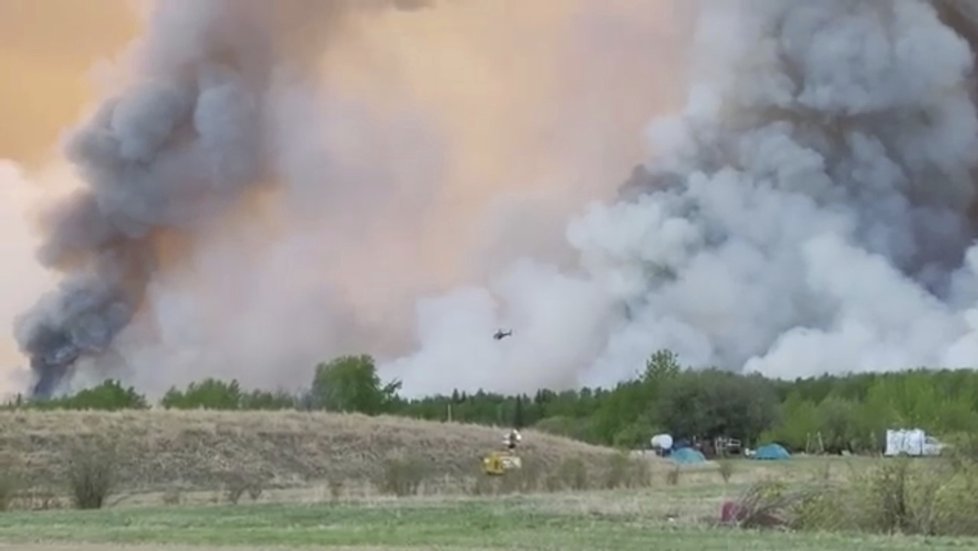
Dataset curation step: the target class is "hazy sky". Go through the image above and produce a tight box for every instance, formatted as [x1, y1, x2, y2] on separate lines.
[0, 0, 138, 386]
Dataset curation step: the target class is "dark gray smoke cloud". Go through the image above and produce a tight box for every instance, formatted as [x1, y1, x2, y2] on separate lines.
[14, 0, 429, 397]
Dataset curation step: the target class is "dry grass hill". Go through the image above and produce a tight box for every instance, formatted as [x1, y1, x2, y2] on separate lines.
[0, 410, 651, 502]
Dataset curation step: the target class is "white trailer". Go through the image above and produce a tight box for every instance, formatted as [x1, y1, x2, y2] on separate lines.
[884, 428, 946, 457]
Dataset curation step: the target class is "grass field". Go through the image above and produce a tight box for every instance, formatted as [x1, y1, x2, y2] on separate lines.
[2, 411, 978, 549]
[1, 490, 976, 550]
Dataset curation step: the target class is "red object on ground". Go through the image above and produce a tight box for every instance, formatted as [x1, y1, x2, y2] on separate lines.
[720, 500, 743, 523]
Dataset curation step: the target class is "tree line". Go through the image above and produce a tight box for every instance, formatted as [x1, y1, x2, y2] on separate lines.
[6, 350, 978, 454]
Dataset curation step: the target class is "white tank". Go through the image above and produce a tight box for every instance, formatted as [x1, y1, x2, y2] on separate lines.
[651, 433, 673, 450]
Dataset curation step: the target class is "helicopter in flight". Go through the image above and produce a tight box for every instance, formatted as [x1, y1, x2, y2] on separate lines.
[493, 329, 513, 340]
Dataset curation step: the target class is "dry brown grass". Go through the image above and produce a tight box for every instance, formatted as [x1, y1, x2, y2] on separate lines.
[0, 410, 643, 498]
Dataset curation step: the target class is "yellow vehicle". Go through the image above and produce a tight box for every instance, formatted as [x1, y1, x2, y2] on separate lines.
[483, 429, 523, 475]
[482, 450, 522, 476]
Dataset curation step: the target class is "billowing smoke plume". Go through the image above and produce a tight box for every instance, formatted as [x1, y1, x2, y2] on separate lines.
[25, 0, 978, 400]
[14, 0, 431, 396]
[385, 0, 978, 395]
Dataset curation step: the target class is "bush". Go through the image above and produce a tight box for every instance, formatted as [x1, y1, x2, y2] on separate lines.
[604, 451, 630, 489]
[162, 379, 244, 410]
[0, 473, 19, 512]
[497, 457, 542, 494]
[0, 453, 23, 512]
[665, 466, 681, 486]
[604, 451, 651, 489]
[33, 380, 147, 411]
[717, 460, 736, 484]
[727, 480, 825, 529]
[328, 479, 344, 502]
[730, 458, 978, 537]
[222, 471, 264, 505]
[557, 457, 588, 490]
[66, 439, 117, 510]
[377, 455, 429, 497]
[471, 474, 498, 496]
[162, 488, 182, 506]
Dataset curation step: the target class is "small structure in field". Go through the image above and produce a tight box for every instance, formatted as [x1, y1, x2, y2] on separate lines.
[753, 443, 790, 460]
[670, 447, 707, 465]
[884, 428, 946, 457]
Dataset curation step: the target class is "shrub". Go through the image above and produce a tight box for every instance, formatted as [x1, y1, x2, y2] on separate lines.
[22, 488, 59, 511]
[717, 460, 736, 484]
[33, 380, 147, 411]
[222, 471, 264, 505]
[727, 480, 823, 529]
[730, 458, 978, 537]
[377, 455, 429, 497]
[328, 479, 344, 502]
[0, 473, 19, 512]
[0, 453, 23, 512]
[557, 457, 588, 491]
[604, 451, 630, 489]
[162, 488, 182, 506]
[66, 439, 117, 510]
[162, 379, 244, 410]
[665, 466, 681, 486]
[471, 474, 498, 496]
[543, 471, 563, 492]
[605, 451, 651, 489]
[497, 457, 542, 494]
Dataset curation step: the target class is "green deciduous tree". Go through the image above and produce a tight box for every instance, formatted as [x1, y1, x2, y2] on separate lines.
[34, 379, 147, 411]
[657, 369, 778, 445]
[311, 355, 401, 415]
[161, 378, 243, 410]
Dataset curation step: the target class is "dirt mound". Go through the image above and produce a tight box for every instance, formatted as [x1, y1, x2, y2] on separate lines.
[0, 410, 631, 493]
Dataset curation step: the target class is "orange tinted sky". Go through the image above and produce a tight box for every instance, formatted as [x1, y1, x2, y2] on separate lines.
[0, 0, 139, 165]
[0, 0, 139, 387]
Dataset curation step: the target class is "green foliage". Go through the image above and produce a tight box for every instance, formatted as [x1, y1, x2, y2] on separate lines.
[311, 355, 400, 415]
[29, 380, 147, 411]
[745, 457, 978, 537]
[656, 369, 779, 444]
[644, 349, 681, 382]
[66, 438, 117, 510]
[513, 395, 525, 429]
[604, 451, 651, 489]
[161, 378, 243, 410]
[239, 389, 297, 410]
[161, 379, 296, 411]
[17, 348, 978, 460]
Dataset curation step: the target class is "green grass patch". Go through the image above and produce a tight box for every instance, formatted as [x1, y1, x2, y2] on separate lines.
[0, 494, 975, 550]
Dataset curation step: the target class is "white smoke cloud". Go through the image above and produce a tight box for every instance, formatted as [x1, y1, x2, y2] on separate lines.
[384, 0, 978, 396]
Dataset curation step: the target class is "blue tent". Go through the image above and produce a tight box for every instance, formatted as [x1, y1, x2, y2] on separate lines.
[754, 443, 791, 460]
[670, 446, 707, 464]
